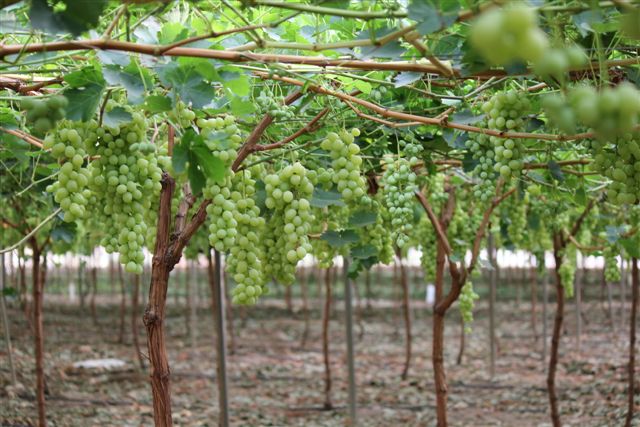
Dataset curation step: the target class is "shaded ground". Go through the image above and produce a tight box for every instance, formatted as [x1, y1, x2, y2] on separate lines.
[0, 290, 637, 426]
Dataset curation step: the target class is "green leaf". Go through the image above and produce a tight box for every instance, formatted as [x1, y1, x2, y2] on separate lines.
[229, 96, 256, 117]
[451, 110, 482, 125]
[311, 188, 345, 208]
[64, 66, 105, 88]
[51, 221, 76, 243]
[348, 211, 377, 228]
[30, 0, 107, 36]
[605, 225, 626, 243]
[2, 287, 17, 297]
[172, 143, 189, 174]
[191, 145, 226, 184]
[408, 0, 443, 35]
[620, 238, 640, 258]
[102, 107, 132, 128]
[548, 161, 565, 182]
[187, 154, 206, 195]
[157, 61, 216, 108]
[394, 71, 422, 88]
[103, 64, 150, 105]
[143, 95, 173, 114]
[351, 244, 378, 259]
[219, 68, 250, 97]
[320, 229, 360, 247]
[64, 83, 104, 122]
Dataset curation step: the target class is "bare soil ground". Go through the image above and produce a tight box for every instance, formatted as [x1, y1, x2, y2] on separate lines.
[0, 292, 637, 426]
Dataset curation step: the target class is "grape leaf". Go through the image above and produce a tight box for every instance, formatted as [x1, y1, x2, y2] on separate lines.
[348, 211, 377, 227]
[311, 188, 345, 208]
[64, 83, 105, 122]
[321, 230, 359, 247]
[102, 107, 132, 128]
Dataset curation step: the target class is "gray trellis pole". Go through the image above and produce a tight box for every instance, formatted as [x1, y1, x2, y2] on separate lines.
[343, 257, 357, 425]
[488, 234, 497, 379]
[213, 250, 229, 427]
[0, 253, 17, 384]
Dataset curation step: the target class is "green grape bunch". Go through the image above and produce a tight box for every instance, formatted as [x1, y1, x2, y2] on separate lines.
[227, 169, 268, 305]
[481, 91, 531, 179]
[44, 121, 97, 222]
[470, 3, 548, 66]
[88, 104, 163, 274]
[604, 246, 621, 282]
[320, 128, 367, 203]
[380, 156, 418, 248]
[255, 90, 295, 120]
[262, 162, 315, 284]
[21, 95, 68, 136]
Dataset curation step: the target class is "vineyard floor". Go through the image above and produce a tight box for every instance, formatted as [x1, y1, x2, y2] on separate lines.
[0, 294, 635, 426]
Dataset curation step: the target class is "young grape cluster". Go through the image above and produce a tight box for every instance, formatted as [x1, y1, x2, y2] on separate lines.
[458, 281, 479, 331]
[227, 170, 267, 305]
[263, 162, 315, 284]
[466, 128, 497, 201]
[44, 122, 95, 222]
[559, 245, 576, 298]
[470, 3, 548, 65]
[481, 91, 530, 179]
[604, 246, 621, 282]
[533, 45, 588, 81]
[255, 90, 294, 120]
[504, 193, 527, 247]
[589, 132, 640, 205]
[357, 196, 394, 264]
[89, 108, 163, 273]
[21, 95, 68, 135]
[380, 156, 417, 248]
[544, 83, 640, 137]
[319, 128, 367, 203]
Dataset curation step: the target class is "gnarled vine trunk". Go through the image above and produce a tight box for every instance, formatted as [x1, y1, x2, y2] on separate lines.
[322, 267, 333, 410]
[626, 257, 639, 427]
[398, 253, 412, 380]
[547, 234, 564, 427]
[433, 239, 448, 427]
[30, 241, 46, 427]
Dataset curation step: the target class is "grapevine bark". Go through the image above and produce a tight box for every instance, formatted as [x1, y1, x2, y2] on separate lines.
[626, 257, 639, 427]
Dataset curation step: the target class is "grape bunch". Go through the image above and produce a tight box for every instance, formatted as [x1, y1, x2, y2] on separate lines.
[44, 122, 96, 222]
[370, 85, 388, 102]
[458, 281, 479, 331]
[168, 101, 196, 128]
[380, 156, 417, 248]
[415, 214, 437, 282]
[356, 195, 394, 265]
[400, 134, 424, 164]
[589, 132, 640, 205]
[204, 179, 239, 252]
[558, 242, 577, 299]
[88, 107, 163, 273]
[604, 246, 621, 282]
[533, 45, 588, 81]
[255, 90, 294, 120]
[320, 128, 367, 203]
[544, 83, 640, 137]
[504, 193, 527, 247]
[21, 95, 68, 136]
[227, 170, 268, 305]
[197, 115, 243, 167]
[466, 123, 497, 201]
[482, 91, 531, 179]
[262, 162, 315, 284]
[470, 3, 548, 66]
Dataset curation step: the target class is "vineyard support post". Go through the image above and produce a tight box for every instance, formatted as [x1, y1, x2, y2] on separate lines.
[211, 250, 229, 427]
[343, 257, 357, 426]
[0, 253, 17, 384]
[488, 232, 497, 379]
[542, 263, 548, 365]
[625, 257, 638, 427]
[575, 254, 583, 353]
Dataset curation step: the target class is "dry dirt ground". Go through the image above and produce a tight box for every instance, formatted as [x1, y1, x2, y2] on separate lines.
[0, 293, 637, 426]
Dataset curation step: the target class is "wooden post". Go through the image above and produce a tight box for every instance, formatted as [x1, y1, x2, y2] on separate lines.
[0, 253, 17, 384]
[343, 257, 357, 425]
[322, 267, 333, 410]
[488, 233, 497, 379]
[208, 250, 230, 427]
[542, 261, 549, 365]
[625, 258, 638, 427]
[575, 254, 583, 353]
